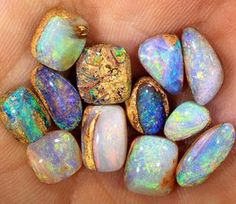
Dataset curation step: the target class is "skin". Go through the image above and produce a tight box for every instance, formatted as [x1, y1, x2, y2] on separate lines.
[0, 0, 236, 203]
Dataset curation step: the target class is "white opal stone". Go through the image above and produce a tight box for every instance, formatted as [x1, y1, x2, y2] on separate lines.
[182, 27, 224, 105]
[82, 105, 128, 172]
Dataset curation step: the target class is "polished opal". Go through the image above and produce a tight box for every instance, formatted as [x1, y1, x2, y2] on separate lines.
[77, 44, 131, 104]
[82, 105, 127, 172]
[27, 130, 82, 184]
[32, 66, 82, 130]
[31, 9, 88, 71]
[182, 27, 224, 105]
[176, 123, 235, 187]
[0, 87, 51, 143]
[125, 136, 178, 196]
[138, 34, 183, 94]
[126, 77, 169, 134]
[164, 101, 210, 141]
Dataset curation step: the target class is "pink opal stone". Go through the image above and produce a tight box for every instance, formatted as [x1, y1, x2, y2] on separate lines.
[182, 27, 224, 105]
[82, 105, 128, 172]
[27, 130, 82, 184]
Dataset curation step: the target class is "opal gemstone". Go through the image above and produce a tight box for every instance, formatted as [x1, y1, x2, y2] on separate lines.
[76, 44, 131, 104]
[164, 101, 211, 141]
[81, 105, 127, 172]
[32, 66, 83, 130]
[182, 27, 224, 105]
[176, 123, 235, 187]
[125, 136, 178, 196]
[31, 9, 88, 71]
[126, 77, 169, 134]
[27, 130, 82, 184]
[138, 34, 183, 94]
[0, 87, 51, 143]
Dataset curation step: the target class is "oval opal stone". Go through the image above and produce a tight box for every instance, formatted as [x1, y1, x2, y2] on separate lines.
[138, 34, 183, 94]
[126, 77, 169, 134]
[77, 44, 132, 104]
[164, 101, 211, 141]
[0, 87, 51, 143]
[81, 105, 127, 172]
[32, 66, 83, 131]
[125, 136, 178, 196]
[182, 27, 224, 105]
[27, 130, 82, 184]
[176, 123, 235, 187]
[137, 85, 166, 134]
[31, 9, 88, 71]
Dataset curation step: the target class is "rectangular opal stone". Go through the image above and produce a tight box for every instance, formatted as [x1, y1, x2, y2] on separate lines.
[125, 136, 178, 196]
[81, 105, 128, 172]
[77, 44, 132, 104]
[31, 9, 88, 71]
[0, 87, 51, 143]
[27, 130, 82, 184]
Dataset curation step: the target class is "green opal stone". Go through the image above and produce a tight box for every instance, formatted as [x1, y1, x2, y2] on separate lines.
[125, 136, 178, 196]
[0, 87, 51, 143]
[32, 9, 88, 71]
[164, 101, 210, 141]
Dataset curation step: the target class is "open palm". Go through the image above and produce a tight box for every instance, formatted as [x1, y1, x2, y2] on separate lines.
[0, 0, 236, 203]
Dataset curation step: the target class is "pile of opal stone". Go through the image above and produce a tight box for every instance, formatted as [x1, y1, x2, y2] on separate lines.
[0, 8, 235, 196]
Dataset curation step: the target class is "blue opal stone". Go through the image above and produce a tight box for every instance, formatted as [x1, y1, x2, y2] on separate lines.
[176, 123, 235, 187]
[32, 66, 83, 130]
[139, 34, 183, 95]
[137, 84, 166, 134]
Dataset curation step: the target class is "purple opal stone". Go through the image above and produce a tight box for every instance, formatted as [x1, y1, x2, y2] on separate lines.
[139, 34, 183, 95]
[32, 66, 83, 130]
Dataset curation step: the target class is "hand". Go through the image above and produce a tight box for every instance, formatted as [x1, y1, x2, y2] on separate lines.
[0, 0, 235, 203]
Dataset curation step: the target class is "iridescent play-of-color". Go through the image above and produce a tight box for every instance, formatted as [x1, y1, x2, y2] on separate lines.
[138, 34, 183, 94]
[27, 130, 82, 184]
[125, 136, 178, 196]
[176, 123, 235, 187]
[164, 101, 211, 141]
[81, 105, 127, 172]
[31, 9, 88, 71]
[77, 44, 132, 104]
[0, 87, 51, 143]
[32, 66, 83, 130]
[126, 77, 169, 134]
[182, 27, 224, 105]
